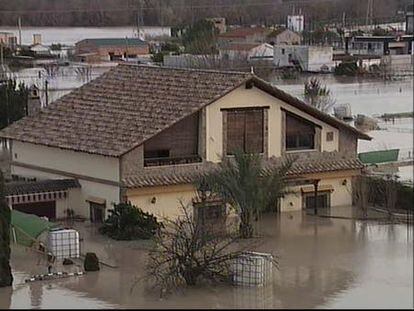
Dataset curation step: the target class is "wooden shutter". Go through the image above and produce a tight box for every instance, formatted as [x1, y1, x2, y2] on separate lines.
[227, 110, 245, 155]
[245, 109, 264, 153]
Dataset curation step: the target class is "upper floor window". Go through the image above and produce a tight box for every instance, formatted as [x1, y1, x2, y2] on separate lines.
[326, 131, 334, 142]
[226, 108, 264, 155]
[285, 113, 315, 151]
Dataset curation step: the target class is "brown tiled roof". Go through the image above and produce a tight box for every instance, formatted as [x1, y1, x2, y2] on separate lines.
[221, 43, 261, 51]
[0, 65, 250, 157]
[5, 179, 81, 196]
[123, 152, 365, 188]
[0, 65, 370, 157]
[219, 27, 269, 38]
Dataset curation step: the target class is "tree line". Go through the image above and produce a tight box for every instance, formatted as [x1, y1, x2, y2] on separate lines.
[0, 0, 409, 28]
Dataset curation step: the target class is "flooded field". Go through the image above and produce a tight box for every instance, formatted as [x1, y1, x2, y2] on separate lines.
[1, 208, 412, 309]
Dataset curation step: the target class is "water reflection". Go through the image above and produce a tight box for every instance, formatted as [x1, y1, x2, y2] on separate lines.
[1, 208, 412, 309]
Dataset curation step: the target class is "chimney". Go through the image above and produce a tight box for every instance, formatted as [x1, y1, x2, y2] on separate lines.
[33, 34, 42, 45]
[27, 85, 41, 116]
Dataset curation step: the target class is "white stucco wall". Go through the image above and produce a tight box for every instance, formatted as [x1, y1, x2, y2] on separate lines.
[307, 46, 335, 72]
[10, 141, 120, 219]
[127, 184, 197, 221]
[205, 85, 339, 163]
[12, 141, 119, 181]
[280, 176, 354, 212]
[273, 45, 334, 72]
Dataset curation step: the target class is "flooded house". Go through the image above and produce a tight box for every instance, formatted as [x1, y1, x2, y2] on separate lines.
[266, 28, 302, 46]
[218, 43, 274, 62]
[0, 64, 370, 223]
[273, 45, 335, 72]
[75, 38, 150, 62]
[217, 27, 270, 47]
[346, 35, 414, 56]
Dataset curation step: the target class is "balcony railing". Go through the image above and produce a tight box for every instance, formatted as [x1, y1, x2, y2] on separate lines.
[144, 155, 202, 167]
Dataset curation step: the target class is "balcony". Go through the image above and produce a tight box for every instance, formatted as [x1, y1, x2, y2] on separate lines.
[144, 155, 202, 167]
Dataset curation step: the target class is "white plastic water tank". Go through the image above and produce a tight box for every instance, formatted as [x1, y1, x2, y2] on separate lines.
[47, 229, 80, 259]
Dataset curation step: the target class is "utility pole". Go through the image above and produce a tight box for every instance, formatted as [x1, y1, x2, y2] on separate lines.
[18, 17, 22, 49]
[366, 0, 374, 29]
[125, 36, 129, 62]
[44, 80, 49, 107]
[136, 0, 144, 40]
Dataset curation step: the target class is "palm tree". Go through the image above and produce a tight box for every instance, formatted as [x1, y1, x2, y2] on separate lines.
[199, 152, 293, 239]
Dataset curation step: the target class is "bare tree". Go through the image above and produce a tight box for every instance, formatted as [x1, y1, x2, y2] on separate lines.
[303, 78, 336, 113]
[145, 203, 262, 296]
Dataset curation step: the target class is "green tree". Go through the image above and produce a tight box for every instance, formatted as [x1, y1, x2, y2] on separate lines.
[0, 79, 29, 130]
[182, 19, 218, 54]
[304, 78, 336, 113]
[200, 152, 292, 239]
[0, 170, 13, 287]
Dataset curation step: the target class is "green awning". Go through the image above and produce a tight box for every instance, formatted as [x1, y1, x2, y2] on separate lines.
[358, 149, 399, 164]
[11, 210, 59, 247]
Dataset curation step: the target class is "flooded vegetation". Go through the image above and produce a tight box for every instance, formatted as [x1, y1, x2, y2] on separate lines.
[1, 208, 412, 309]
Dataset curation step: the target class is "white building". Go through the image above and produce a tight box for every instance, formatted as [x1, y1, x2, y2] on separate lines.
[274, 45, 335, 72]
[287, 15, 304, 33]
[219, 43, 274, 62]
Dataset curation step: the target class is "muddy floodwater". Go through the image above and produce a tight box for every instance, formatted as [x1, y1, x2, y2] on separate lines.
[0, 207, 412, 309]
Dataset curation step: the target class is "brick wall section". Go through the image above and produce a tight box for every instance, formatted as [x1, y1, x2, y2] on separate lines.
[144, 112, 200, 158]
[338, 130, 358, 157]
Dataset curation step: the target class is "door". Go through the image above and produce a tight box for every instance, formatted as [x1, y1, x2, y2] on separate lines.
[303, 191, 331, 216]
[89, 202, 105, 223]
[13, 201, 56, 219]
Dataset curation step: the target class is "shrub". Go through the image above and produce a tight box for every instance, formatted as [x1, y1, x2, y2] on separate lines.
[334, 62, 358, 76]
[84, 252, 100, 271]
[99, 203, 162, 240]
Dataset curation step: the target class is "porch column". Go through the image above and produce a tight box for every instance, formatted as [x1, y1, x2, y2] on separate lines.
[313, 179, 320, 215]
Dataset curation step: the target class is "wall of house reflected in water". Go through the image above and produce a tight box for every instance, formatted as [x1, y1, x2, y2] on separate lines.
[0, 207, 412, 309]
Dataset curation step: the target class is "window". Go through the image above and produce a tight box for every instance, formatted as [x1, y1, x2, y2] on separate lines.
[285, 113, 315, 151]
[226, 108, 264, 155]
[326, 131, 334, 142]
[281, 48, 285, 55]
[144, 149, 170, 159]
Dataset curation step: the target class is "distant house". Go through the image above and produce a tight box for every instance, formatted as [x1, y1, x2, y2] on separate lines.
[0, 32, 17, 49]
[218, 27, 270, 47]
[219, 43, 274, 61]
[266, 28, 302, 45]
[0, 64, 370, 223]
[30, 44, 51, 56]
[75, 38, 150, 62]
[207, 17, 227, 34]
[28, 34, 51, 56]
[346, 35, 414, 56]
[274, 45, 335, 72]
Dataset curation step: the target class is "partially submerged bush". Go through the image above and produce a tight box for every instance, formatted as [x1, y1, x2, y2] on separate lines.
[99, 203, 162, 240]
[84, 252, 100, 271]
[146, 204, 257, 295]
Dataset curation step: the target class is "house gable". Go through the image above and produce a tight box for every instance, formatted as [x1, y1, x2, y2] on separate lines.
[205, 84, 350, 162]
